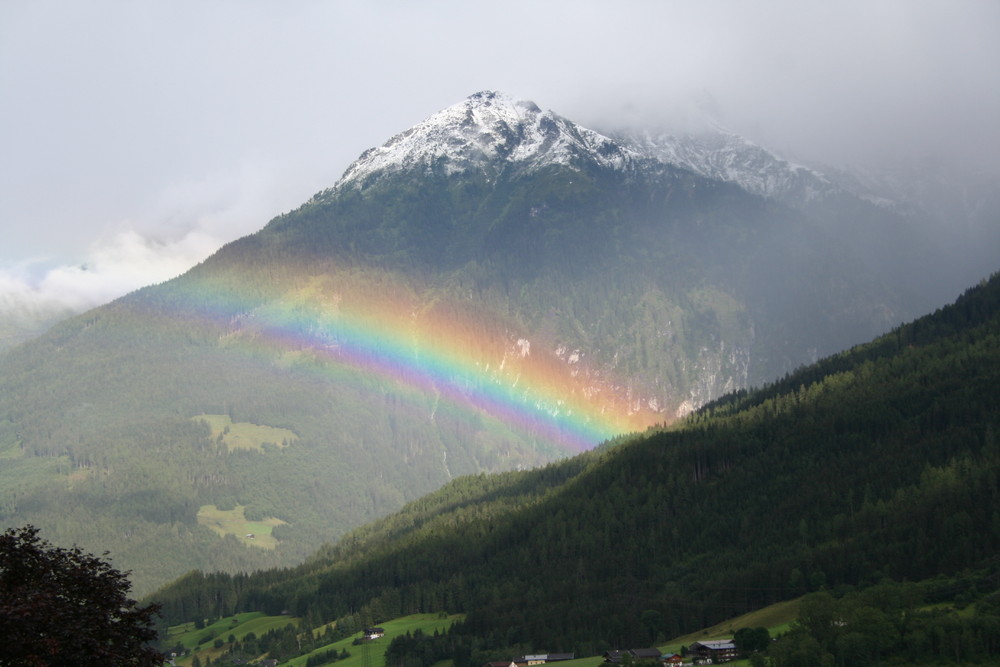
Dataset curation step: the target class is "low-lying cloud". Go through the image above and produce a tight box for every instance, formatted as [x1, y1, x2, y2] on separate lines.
[0, 229, 219, 327]
[0, 156, 315, 336]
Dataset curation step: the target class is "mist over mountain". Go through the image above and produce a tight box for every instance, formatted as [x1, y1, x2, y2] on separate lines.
[614, 123, 1000, 310]
[0, 299, 74, 353]
[0, 91, 995, 595]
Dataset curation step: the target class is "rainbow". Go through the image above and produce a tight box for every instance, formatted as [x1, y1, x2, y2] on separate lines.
[158, 265, 659, 453]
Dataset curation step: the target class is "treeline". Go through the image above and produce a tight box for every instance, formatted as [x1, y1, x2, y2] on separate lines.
[174, 620, 352, 667]
[151, 273, 1000, 657]
[383, 627, 480, 667]
[768, 574, 1000, 666]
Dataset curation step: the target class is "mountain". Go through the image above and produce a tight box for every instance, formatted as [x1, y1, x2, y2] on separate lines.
[0, 91, 991, 595]
[264, 91, 937, 399]
[150, 271, 1000, 662]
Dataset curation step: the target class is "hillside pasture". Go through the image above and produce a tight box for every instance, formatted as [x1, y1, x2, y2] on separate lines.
[284, 613, 462, 667]
[196, 504, 287, 549]
[166, 611, 288, 650]
[167, 611, 300, 664]
[168, 612, 459, 667]
[193, 413, 298, 452]
[666, 597, 801, 648]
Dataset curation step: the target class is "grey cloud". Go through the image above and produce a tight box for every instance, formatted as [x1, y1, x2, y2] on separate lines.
[1, 0, 997, 313]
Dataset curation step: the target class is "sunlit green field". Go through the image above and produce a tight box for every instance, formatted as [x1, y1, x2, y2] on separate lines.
[193, 413, 298, 452]
[167, 612, 460, 667]
[196, 504, 287, 549]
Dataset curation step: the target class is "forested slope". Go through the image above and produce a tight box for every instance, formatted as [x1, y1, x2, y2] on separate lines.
[0, 93, 953, 596]
[152, 272, 1000, 657]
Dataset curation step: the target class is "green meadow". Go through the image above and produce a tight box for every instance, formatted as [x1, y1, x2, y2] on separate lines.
[664, 597, 800, 648]
[166, 612, 290, 651]
[168, 612, 460, 667]
[285, 613, 461, 667]
[196, 504, 287, 549]
[166, 611, 299, 664]
[537, 600, 800, 667]
[193, 414, 298, 452]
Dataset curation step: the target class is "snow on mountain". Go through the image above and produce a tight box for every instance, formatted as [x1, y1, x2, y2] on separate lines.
[325, 89, 996, 250]
[618, 128, 842, 208]
[331, 90, 856, 214]
[335, 91, 642, 190]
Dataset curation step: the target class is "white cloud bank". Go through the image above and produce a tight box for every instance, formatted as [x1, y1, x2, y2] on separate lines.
[0, 156, 301, 332]
[0, 228, 220, 329]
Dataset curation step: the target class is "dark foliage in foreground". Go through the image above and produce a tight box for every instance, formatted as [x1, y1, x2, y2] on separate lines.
[0, 525, 163, 667]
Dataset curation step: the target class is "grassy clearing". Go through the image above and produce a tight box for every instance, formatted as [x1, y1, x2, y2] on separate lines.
[553, 600, 801, 667]
[919, 601, 977, 618]
[167, 612, 300, 665]
[196, 504, 287, 549]
[165, 601, 800, 667]
[168, 594, 984, 666]
[168, 612, 459, 667]
[284, 613, 462, 667]
[666, 597, 802, 647]
[166, 612, 275, 650]
[193, 413, 298, 452]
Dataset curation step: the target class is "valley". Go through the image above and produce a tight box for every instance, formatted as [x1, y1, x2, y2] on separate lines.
[0, 92, 997, 667]
[148, 271, 1000, 665]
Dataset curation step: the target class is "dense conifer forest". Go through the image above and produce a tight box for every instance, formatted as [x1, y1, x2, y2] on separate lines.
[150, 272, 1000, 665]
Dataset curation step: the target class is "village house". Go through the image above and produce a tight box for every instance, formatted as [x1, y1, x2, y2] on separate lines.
[688, 640, 737, 663]
[486, 652, 577, 667]
[363, 627, 385, 640]
[602, 648, 663, 664]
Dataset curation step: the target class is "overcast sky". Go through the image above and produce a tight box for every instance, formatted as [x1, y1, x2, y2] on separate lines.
[2, 0, 998, 317]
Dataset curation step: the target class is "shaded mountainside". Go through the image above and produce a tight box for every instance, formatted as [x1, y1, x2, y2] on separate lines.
[253, 98, 909, 408]
[151, 271, 1000, 657]
[0, 92, 989, 595]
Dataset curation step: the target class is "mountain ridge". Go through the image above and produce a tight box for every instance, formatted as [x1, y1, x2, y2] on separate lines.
[0, 91, 994, 597]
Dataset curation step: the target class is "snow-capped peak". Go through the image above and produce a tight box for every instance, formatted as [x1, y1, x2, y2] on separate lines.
[326, 91, 925, 217]
[336, 91, 640, 189]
